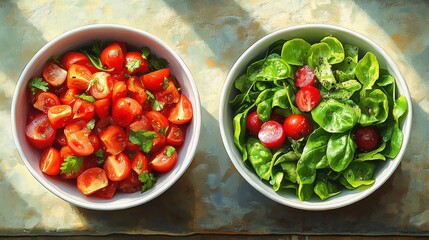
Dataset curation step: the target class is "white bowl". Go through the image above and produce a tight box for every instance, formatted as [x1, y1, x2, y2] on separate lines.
[11, 24, 201, 210]
[219, 24, 412, 210]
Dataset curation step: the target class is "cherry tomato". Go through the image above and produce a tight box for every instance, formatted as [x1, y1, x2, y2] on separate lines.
[66, 129, 94, 156]
[67, 64, 92, 90]
[33, 92, 60, 113]
[64, 119, 89, 137]
[94, 116, 114, 135]
[94, 98, 110, 119]
[89, 72, 113, 99]
[93, 181, 118, 199]
[166, 124, 186, 147]
[146, 111, 169, 132]
[60, 88, 81, 106]
[25, 113, 56, 149]
[39, 147, 63, 175]
[117, 171, 142, 193]
[42, 61, 67, 87]
[47, 104, 72, 129]
[294, 65, 316, 88]
[150, 146, 177, 173]
[77, 167, 109, 195]
[111, 81, 127, 104]
[168, 94, 193, 125]
[104, 153, 131, 181]
[60, 51, 98, 73]
[131, 151, 151, 175]
[127, 76, 147, 104]
[155, 80, 180, 107]
[354, 126, 381, 152]
[111, 67, 128, 82]
[141, 68, 170, 91]
[55, 130, 68, 147]
[72, 98, 95, 121]
[89, 134, 101, 152]
[100, 42, 125, 71]
[246, 111, 263, 136]
[112, 97, 142, 127]
[125, 51, 149, 75]
[129, 115, 153, 132]
[295, 85, 321, 112]
[99, 125, 126, 155]
[258, 120, 286, 149]
[283, 114, 313, 140]
[150, 132, 167, 153]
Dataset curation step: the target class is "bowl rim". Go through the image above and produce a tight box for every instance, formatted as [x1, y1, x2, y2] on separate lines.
[11, 24, 202, 210]
[219, 23, 413, 210]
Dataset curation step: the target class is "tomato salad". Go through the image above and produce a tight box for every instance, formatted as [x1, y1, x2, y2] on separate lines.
[231, 37, 408, 201]
[25, 41, 193, 198]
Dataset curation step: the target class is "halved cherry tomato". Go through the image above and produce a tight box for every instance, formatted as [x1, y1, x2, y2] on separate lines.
[155, 80, 180, 107]
[166, 124, 186, 147]
[67, 64, 92, 90]
[117, 171, 142, 193]
[112, 97, 142, 127]
[246, 111, 263, 136]
[258, 120, 286, 149]
[72, 98, 95, 121]
[99, 125, 126, 155]
[39, 147, 63, 175]
[146, 111, 169, 132]
[94, 116, 114, 135]
[66, 130, 94, 156]
[25, 113, 56, 149]
[294, 65, 317, 88]
[64, 119, 89, 137]
[33, 92, 60, 113]
[125, 51, 149, 75]
[42, 61, 67, 87]
[295, 85, 321, 112]
[111, 67, 128, 82]
[100, 42, 125, 71]
[93, 181, 118, 199]
[129, 115, 153, 132]
[111, 81, 127, 104]
[77, 167, 109, 195]
[60, 51, 98, 73]
[150, 132, 166, 153]
[141, 68, 170, 91]
[127, 76, 147, 104]
[150, 146, 177, 173]
[60, 88, 81, 106]
[89, 72, 113, 99]
[104, 153, 131, 181]
[89, 134, 101, 152]
[168, 94, 193, 125]
[47, 105, 72, 129]
[131, 151, 151, 175]
[283, 114, 313, 140]
[94, 98, 110, 119]
[55, 131, 68, 147]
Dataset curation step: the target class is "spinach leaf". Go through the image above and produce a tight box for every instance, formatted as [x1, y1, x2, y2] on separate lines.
[314, 180, 341, 200]
[270, 171, 284, 191]
[307, 43, 337, 90]
[256, 99, 273, 122]
[321, 36, 345, 64]
[354, 142, 386, 162]
[311, 99, 358, 133]
[321, 80, 362, 101]
[344, 44, 359, 62]
[233, 104, 255, 161]
[356, 52, 379, 90]
[327, 131, 356, 172]
[298, 182, 314, 201]
[343, 162, 376, 188]
[247, 137, 273, 180]
[393, 96, 408, 123]
[382, 122, 403, 158]
[358, 89, 389, 126]
[234, 74, 254, 93]
[274, 151, 300, 165]
[248, 53, 293, 81]
[281, 162, 298, 183]
[281, 38, 311, 66]
[272, 88, 291, 109]
[334, 56, 357, 82]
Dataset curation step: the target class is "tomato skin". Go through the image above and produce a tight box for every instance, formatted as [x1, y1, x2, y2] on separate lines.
[166, 124, 186, 147]
[25, 114, 56, 149]
[129, 115, 153, 132]
[33, 92, 60, 113]
[146, 111, 169, 132]
[100, 42, 125, 71]
[258, 120, 286, 149]
[60, 51, 98, 73]
[77, 167, 109, 195]
[131, 151, 151, 175]
[42, 61, 67, 87]
[99, 125, 126, 155]
[112, 97, 143, 127]
[39, 147, 63, 175]
[150, 146, 178, 173]
[168, 94, 193, 125]
[89, 134, 101, 152]
[55, 131, 68, 147]
[72, 98, 95, 121]
[295, 85, 321, 112]
[94, 98, 110, 119]
[60, 88, 81, 106]
[93, 181, 118, 199]
[155, 80, 180, 107]
[67, 64, 92, 90]
[141, 68, 170, 91]
[354, 126, 381, 152]
[150, 132, 167, 153]
[117, 171, 142, 193]
[246, 111, 263, 136]
[294, 65, 317, 88]
[89, 72, 113, 99]
[66, 129, 94, 156]
[111, 81, 127, 104]
[104, 153, 131, 181]
[94, 116, 114, 135]
[125, 51, 149, 75]
[283, 114, 313, 140]
[127, 76, 147, 104]
[47, 104, 72, 129]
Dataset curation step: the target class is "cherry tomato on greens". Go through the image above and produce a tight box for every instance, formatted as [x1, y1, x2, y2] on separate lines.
[258, 120, 286, 149]
[354, 126, 381, 152]
[283, 114, 313, 140]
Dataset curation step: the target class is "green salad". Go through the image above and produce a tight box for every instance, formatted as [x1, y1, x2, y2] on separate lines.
[230, 36, 408, 201]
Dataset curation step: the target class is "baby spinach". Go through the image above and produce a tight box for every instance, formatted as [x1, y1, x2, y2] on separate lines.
[356, 52, 379, 91]
[342, 162, 376, 188]
[358, 89, 389, 126]
[327, 131, 356, 172]
[314, 180, 341, 200]
[307, 43, 337, 90]
[321, 36, 345, 64]
[247, 137, 273, 180]
[281, 38, 311, 66]
[311, 99, 358, 133]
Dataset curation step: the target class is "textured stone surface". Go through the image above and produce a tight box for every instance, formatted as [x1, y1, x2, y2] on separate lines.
[0, 0, 428, 236]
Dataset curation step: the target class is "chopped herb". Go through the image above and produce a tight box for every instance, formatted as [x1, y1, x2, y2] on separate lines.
[80, 41, 114, 72]
[129, 130, 158, 153]
[166, 146, 176, 157]
[159, 126, 168, 135]
[146, 90, 163, 111]
[126, 59, 142, 73]
[76, 93, 95, 103]
[28, 77, 49, 94]
[41, 133, 47, 139]
[86, 78, 98, 92]
[141, 47, 151, 59]
[138, 171, 157, 192]
[94, 150, 105, 165]
[149, 57, 169, 71]
[60, 156, 84, 174]
[87, 119, 96, 130]
[163, 77, 169, 90]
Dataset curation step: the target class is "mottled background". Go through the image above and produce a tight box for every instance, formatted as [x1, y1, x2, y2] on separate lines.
[0, 0, 428, 237]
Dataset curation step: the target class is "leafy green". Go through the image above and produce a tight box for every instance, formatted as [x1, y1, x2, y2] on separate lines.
[281, 38, 311, 66]
[76, 93, 95, 103]
[311, 99, 358, 133]
[80, 41, 114, 72]
[29, 77, 49, 94]
[129, 130, 158, 153]
[138, 171, 157, 192]
[60, 156, 84, 174]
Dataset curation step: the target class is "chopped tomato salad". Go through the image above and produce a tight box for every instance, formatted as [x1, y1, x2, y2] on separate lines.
[25, 42, 193, 198]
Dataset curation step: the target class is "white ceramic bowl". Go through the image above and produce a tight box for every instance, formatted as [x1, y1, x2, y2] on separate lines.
[11, 24, 201, 210]
[219, 24, 412, 210]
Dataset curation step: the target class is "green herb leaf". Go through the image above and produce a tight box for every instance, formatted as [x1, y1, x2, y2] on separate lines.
[80, 41, 114, 72]
[76, 93, 95, 103]
[138, 171, 157, 192]
[166, 146, 175, 157]
[129, 130, 158, 153]
[146, 90, 163, 111]
[159, 127, 168, 135]
[60, 156, 84, 174]
[29, 77, 49, 95]
[163, 77, 169, 90]
[149, 57, 168, 71]
[87, 119, 96, 130]
[141, 47, 151, 59]
[126, 59, 142, 73]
